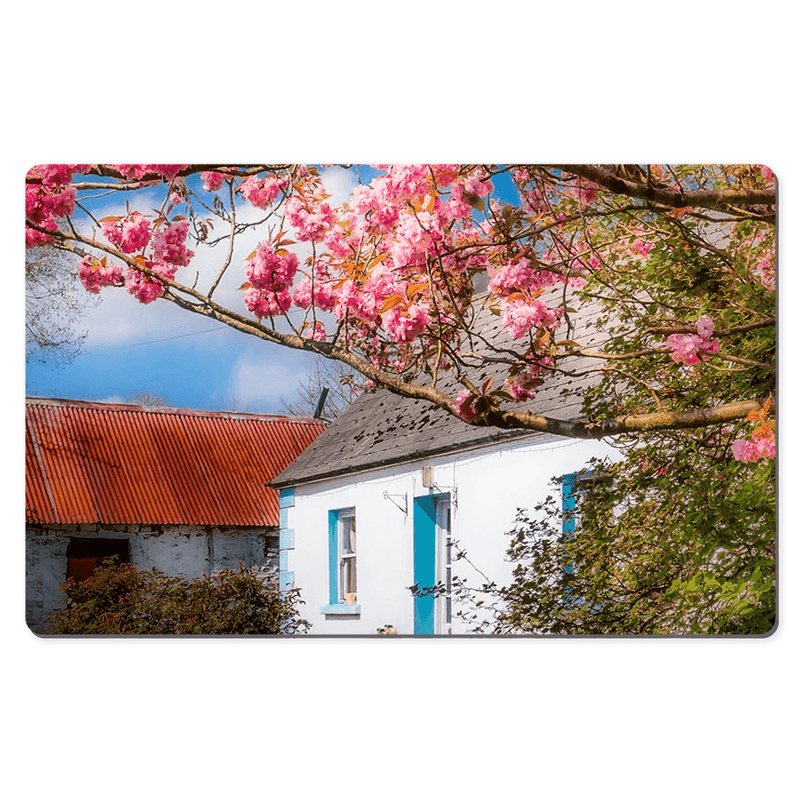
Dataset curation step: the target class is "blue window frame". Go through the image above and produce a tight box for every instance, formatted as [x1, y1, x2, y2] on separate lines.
[562, 473, 579, 537]
[562, 470, 599, 537]
[561, 473, 579, 578]
[561, 471, 602, 606]
[321, 508, 360, 615]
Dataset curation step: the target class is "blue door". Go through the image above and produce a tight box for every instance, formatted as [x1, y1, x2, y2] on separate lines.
[413, 495, 437, 634]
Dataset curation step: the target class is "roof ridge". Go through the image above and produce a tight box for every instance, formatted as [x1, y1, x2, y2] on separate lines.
[25, 397, 326, 425]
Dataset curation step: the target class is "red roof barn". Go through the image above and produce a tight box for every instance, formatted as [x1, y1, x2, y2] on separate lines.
[25, 397, 327, 633]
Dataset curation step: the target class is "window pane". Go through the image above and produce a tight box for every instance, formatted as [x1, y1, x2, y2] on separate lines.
[341, 516, 355, 555]
[342, 555, 356, 596]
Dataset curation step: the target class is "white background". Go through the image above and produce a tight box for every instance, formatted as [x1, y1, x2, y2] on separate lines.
[5, 3, 796, 798]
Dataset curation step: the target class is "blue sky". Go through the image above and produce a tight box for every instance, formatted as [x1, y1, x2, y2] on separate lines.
[26, 165, 519, 414]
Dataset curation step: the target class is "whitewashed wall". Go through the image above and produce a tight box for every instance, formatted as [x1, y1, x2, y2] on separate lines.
[26, 524, 277, 634]
[283, 435, 620, 635]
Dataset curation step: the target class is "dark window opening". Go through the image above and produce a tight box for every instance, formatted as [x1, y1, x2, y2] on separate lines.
[66, 538, 130, 583]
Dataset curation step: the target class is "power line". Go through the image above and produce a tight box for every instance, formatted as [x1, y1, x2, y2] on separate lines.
[81, 326, 228, 355]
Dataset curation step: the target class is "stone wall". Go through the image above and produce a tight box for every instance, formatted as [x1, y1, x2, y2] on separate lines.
[26, 523, 278, 634]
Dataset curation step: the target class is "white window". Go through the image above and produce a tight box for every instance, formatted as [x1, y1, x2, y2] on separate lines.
[338, 510, 357, 604]
[434, 496, 452, 634]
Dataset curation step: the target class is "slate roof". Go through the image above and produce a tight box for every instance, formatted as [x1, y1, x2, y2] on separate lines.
[272, 292, 609, 488]
[26, 398, 327, 527]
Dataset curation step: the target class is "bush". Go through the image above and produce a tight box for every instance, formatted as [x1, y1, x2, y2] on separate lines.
[47, 558, 310, 635]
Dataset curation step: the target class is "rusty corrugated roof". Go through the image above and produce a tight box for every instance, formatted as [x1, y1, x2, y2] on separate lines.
[26, 398, 327, 527]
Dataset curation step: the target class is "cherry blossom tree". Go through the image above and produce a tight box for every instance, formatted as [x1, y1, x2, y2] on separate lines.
[24, 164, 775, 461]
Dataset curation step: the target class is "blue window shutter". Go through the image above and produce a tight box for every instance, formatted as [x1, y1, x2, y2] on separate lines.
[278, 490, 294, 591]
[279, 488, 295, 508]
[280, 571, 295, 591]
[328, 510, 339, 606]
[279, 528, 295, 550]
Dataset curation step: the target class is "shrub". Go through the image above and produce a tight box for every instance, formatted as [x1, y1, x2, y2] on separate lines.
[47, 558, 310, 635]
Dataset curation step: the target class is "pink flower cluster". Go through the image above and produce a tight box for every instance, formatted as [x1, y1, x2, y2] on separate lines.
[488, 257, 556, 297]
[25, 164, 89, 247]
[151, 220, 194, 267]
[503, 359, 552, 402]
[731, 434, 775, 463]
[243, 242, 299, 319]
[759, 165, 776, 184]
[389, 211, 443, 268]
[284, 194, 335, 243]
[293, 273, 338, 312]
[239, 175, 286, 209]
[445, 172, 493, 220]
[125, 260, 178, 304]
[571, 180, 600, 205]
[629, 230, 654, 257]
[102, 212, 151, 254]
[455, 389, 478, 422]
[382, 302, 432, 344]
[501, 299, 562, 339]
[666, 317, 720, 365]
[93, 213, 194, 304]
[244, 287, 292, 317]
[201, 171, 227, 192]
[752, 249, 775, 291]
[78, 256, 123, 293]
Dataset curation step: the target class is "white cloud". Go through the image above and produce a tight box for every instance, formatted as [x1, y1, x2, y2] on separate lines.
[319, 165, 358, 206]
[226, 347, 317, 413]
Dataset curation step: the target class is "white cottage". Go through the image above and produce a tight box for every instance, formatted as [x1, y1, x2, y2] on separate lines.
[272, 298, 621, 635]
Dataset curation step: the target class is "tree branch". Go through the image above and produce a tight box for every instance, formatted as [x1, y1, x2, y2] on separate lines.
[549, 165, 776, 213]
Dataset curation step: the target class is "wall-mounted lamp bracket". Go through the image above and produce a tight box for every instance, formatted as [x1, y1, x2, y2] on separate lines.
[431, 484, 458, 510]
[383, 491, 408, 515]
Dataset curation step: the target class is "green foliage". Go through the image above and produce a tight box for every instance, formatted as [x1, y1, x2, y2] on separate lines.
[463, 433, 775, 635]
[47, 559, 310, 635]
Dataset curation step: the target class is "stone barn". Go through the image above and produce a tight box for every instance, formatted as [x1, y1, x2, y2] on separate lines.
[25, 397, 327, 633]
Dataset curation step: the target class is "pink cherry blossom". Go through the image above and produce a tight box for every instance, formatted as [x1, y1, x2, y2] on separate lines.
[116, 165, 185, 181]
[116, 165, 150, 180]
[245, 242, 299, 294]
[731, 435, 775, 463]
[244, 287, 292, 318]
[125, 260, 177, 304]
[501, 299, 561, 339]
[78, 256, 123, 293]
[759, 165, 776, 184]
[101, 212, 151, 254]
[239, 175, 283, 209]
[307, 322, 327, 341]
[293, 275, 338, 312]
[752, 248, 775, 291]
[382, 302, 432, 344]
[151, 220, 193, 266]
[284, 195, 335, 243]
[489, 257, 557, 297]
[120, 213, 151, 253]
[666, 319, 720, 366]
[696, 316, 714, 339]
[201, 171, 227, 192]
[455, 389, 478, 422]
